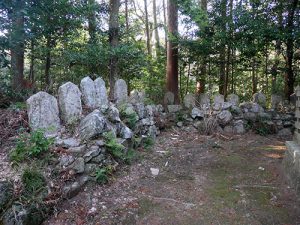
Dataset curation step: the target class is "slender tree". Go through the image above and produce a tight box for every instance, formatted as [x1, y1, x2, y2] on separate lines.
[144, 0, 151, 55]
[109, 0, 120, 99]
[166, 0, 179, 103]
[10, 0, 25, 91]
[284, 0, 299, 100]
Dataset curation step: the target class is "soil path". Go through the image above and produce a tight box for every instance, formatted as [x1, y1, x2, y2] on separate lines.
[44, 128, 300, 225]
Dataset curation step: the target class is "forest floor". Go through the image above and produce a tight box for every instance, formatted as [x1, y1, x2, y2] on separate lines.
[44, 127, 300, 225]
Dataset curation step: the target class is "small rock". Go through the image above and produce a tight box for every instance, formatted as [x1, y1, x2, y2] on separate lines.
[217, 110, 233, 125]
[191, 107, 204, 119]
[83, 146, 100, 162]
[177, 121, 183, 127]
[167, 105, 182, 113]
[164, 92, 175, 105]
[150, 168, 159, 176]
[56, 138, 80, 148]
[69, 157, 85, 174]
[278, 128, 292, 137]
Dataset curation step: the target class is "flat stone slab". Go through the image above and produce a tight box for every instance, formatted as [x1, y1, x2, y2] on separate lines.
[283, 141, 300, 195]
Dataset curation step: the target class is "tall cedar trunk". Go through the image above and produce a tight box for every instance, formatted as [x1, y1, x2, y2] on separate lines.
[87, 0, 97, 74]
[163, 0, 167, 54]
[166, 0, 179, 103]
[224, 0, 233, 98]
[196, 0, 208, 94]
[284, 0, 299, 100]
[109, 0, 120, 99]
[271, 0, 283, 93]
[144, 0, 151, 55]
[153, 0, 160, 56]
[29, 39, 35, 82]
[125, 0, 129, 34]
[88, 0, 97, 44]
[45, 36, 51, 92]
[10, 0, 25, 91]
[219, 0, 227, 95]
[252, 58, 257, 95]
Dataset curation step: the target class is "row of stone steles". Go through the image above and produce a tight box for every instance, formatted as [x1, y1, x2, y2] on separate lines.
[26, 77, 128, 135]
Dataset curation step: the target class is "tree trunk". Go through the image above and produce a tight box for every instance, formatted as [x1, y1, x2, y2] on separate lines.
[153, 0, 160, 56]
[144, 0, 151, 56]
[45, 36, 51, 92]
[219, 0, 227, 95]
[252, 59, 257, 95]
[284, 0, 299, 100]
[271, 0, 283, 94]
[163, 0, 167, 54]
[125, 0, 129, 34]
[108, 0, 120, 99]
[196, 0, 208, 95]
[29, 39, 35, 83]
[10, 0, 25, 91]
[166, 0, 179, 103]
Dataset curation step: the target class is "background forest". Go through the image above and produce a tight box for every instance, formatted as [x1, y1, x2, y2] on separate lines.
[0, 0, 299, 105]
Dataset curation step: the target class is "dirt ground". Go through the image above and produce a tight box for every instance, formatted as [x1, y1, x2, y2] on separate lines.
[44, 127, 300, 225]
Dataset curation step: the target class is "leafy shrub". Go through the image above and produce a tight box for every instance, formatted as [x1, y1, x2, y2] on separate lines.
[22, 167, 46, 194]
[143, 137, 154, 150]
[119, 106, 139, 129]
[10, 130, 53, 162]
[103, 131, 137, 163]
[95, 167, 111, 184]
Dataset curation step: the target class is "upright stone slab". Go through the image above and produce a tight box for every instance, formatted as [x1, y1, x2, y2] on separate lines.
[227, 94, 239, 106]
[271, 94, 283, 109]
[283, 86, 300, 195]
[80, 76, 96, 108]
[58, 82, 82, 124]
[164, 91, 175, 105]
[198, 93, 210, 108]
[114, 79, 128, 104]
[129, 90, 145, 104]
[94, 77, 108, 107]
[213, 94, 224, 111]
[183, 94, 196, 109]
[26, 91, 60, 134]
[253, 92, 266, 108]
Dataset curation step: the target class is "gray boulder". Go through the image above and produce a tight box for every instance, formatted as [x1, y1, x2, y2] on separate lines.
[167, 105, 182, 113]
[191, 107, 204, 119]
[79, 110, 107, 140]
[107, 105, 121, 122]
[253, 92, 266, 108]
[217, 110, 233, 125]
[227, 94, 239, 106]
[26, 91, 60, 135]
[233, 120, 245, 134]
[271, 94, 283, 109]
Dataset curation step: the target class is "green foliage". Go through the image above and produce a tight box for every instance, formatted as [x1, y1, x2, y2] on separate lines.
[103, 131, 137, 164]
[10, 130, 53, 162]
[22, 167, 46, 194]
[120, 106, 139, 129]
[143, 137, 154, 150]
[95, 166, 113, 184]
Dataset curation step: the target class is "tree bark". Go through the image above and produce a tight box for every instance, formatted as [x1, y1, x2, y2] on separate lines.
[219, 0, 227, 95]
[284, 0, 299, 100]
[10, 0, 25, 91]
[163, 0, 167, 54]
[29, 39, 35, 83]
[166, 0, 179, 103]
[153, 0, 160, 56]
[108, 0, 120, 99]
[45, 36, 51, 92]
[144, 0, 151, 56]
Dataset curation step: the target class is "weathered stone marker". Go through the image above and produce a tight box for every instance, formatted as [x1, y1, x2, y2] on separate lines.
[27, 91, 61, 135]
[80, 76, 96, 108]
[80, 76, 108, 109]
[283, 86, 300, 195]
[58, 82, 82, 124]
[183, 94, 196, 109]
[114, 79, 128, 104]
